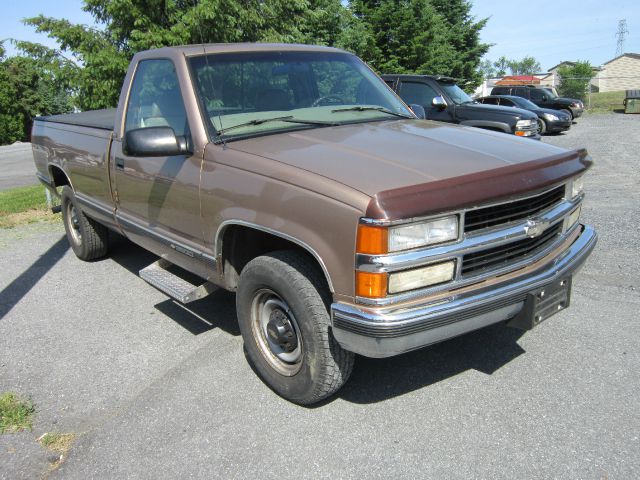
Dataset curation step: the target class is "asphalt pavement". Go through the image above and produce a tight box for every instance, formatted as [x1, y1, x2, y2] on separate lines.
[0, 143, 38, 191]
[1, 114, 639, 479]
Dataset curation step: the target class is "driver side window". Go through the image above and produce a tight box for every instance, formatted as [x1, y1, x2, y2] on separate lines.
[125, 59, 188, 137]
[399, 82, 438, 107]
[530, 89, 544, 101]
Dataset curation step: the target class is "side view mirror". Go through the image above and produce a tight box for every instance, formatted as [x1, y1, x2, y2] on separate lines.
[432, 96, 448, 110]
[409, 104, 426, 119]
[124, 127, 190, 157]
[541, 95, 548, 101]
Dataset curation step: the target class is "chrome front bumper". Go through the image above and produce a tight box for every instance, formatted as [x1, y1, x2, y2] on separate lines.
[331, 224, 597, 358]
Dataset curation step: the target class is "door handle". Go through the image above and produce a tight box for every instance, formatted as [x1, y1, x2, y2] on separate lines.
[115, 157, 124, 170]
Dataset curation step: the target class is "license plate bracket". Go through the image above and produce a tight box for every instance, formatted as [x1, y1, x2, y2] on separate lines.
[507, 277, 572, 330]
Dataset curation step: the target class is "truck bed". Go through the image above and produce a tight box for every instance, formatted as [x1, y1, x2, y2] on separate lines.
[35, 108, 116, 131]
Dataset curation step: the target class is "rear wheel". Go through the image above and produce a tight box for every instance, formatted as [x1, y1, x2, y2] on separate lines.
[537, 118, 547, 135]
[61, 186, 109, 261]
[236, 250, 354, 405]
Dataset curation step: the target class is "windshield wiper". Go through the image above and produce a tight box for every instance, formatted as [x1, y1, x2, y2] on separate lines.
[217, 116, 339, 135]
[330, 106, 414, 119]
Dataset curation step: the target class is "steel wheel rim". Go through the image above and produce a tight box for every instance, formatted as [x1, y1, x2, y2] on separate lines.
[66, 202, 82, 244]
[250, 289, 303, 376]
[537, 119, 544, 133]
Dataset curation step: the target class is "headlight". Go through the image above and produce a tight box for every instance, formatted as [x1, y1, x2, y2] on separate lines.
[571, 175, 584, 198]
[388, 261, 456, 294]
[516, 119, 534, 128]
[545, 113, 559, 121]
[388, 216, 459, 252]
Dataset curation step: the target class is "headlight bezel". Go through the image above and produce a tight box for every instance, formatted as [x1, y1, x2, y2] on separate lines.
[544, 113, 559, 121]
[388, 214, 460, 252]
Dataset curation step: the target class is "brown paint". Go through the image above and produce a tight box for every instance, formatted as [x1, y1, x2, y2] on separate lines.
[366, 149, 592, 220]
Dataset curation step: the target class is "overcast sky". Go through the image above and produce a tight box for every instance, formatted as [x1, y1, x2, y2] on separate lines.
[1, 0, 639, 70]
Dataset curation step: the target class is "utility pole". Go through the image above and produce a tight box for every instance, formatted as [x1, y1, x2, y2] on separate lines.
[615, 19, 628, 57]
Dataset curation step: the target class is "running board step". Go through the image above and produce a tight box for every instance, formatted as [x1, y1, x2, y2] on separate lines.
[139, 259, 217, 304]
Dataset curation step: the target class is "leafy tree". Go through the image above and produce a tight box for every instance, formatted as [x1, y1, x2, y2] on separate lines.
[24, 0, 343, 110]
[352, 0, 489, 87]
[0, 41, 74, 144]
[492, 56, 509, 77]
[478, 59, 495, 78]
[507, 56, 541, 75]
[557, 61, 595, 100]
[430, 0, 489, 85]
[20, 0, 490, 112]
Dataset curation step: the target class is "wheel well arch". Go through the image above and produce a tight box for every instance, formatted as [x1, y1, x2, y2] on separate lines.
[49, 165, 71, 189]
[216, 222, 334, 293]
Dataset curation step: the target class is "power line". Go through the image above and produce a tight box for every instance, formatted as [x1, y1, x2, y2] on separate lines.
[615, 19, 628, 57]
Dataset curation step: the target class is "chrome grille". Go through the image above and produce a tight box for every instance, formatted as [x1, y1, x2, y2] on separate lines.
[464, 186, 565, 233]
[461, 223, 563, 276]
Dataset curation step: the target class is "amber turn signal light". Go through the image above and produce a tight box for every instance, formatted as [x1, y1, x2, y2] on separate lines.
[356, 224, 388, 255]
[356, 271, 388, 298]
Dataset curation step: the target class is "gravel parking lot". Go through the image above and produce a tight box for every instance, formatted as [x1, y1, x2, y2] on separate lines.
[1, 113, 639, 479]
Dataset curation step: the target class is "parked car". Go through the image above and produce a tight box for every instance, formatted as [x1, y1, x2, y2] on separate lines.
[382, 74, 539, 138]
[478, 95, 572, 134]
[490, 85, 584, 120]
[32, 44, 596, 404]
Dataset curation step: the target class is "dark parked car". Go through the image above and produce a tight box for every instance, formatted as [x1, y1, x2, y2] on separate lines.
[490, 85, 583, 120]
[382, 74, 539, 138]
[479, 95, 572, 134]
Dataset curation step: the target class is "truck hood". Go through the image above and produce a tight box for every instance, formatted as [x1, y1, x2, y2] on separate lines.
[552, 97, 580, 106]
[456, 102, 537, 120]
[229, 119, 563, 197]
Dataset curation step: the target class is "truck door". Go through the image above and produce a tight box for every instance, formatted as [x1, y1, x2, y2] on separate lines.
[398, 81, 454, 122]
[110, 58, 206, 267]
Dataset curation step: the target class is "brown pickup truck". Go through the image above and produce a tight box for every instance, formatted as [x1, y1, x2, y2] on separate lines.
[32, 44, 597, 405]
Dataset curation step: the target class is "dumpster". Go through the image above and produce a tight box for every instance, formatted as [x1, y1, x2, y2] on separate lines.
[624, 90, 640, 114]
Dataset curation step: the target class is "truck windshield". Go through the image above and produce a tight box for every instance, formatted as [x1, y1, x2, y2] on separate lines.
[188, 51, 413, 140]
[438, 82, 473, 105]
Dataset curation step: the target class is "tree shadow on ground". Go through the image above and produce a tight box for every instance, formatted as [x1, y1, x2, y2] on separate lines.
[0, 235, 69, 320]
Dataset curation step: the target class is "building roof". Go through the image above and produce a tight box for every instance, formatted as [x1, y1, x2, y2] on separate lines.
[548, 61, 602, 72]
[495, 75, 540, 85]
[603, 53, 640, 65]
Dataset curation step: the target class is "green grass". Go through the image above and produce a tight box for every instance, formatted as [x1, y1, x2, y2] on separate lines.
[0, 185, 60, 228]
[0, 185, 49, 214]
[0, 392, 36, 433]
[585, 91, 626, 113]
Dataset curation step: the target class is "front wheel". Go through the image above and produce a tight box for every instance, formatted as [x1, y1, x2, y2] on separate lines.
[537, 118, 547, 135]
[561, 108, 573, 120]
[61, 186, 109, 261]
[236, 250, 354, 405]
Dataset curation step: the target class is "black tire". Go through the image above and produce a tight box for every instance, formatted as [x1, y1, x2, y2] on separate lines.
[561, 108, 573, 120]
[537, 118, 547, 135]
[236, 250, 354, 405]
[61, 186, 109, 261]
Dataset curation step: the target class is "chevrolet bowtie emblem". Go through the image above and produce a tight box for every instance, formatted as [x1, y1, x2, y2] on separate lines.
[524, 218, 548, 238]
